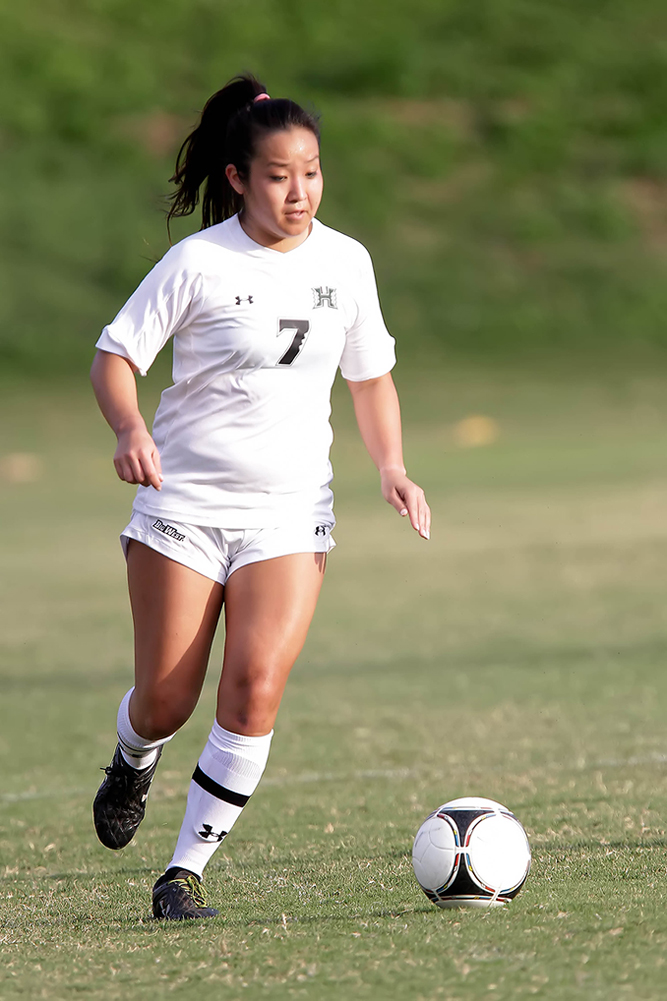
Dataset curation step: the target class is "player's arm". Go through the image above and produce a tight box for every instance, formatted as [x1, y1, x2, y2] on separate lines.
[346, 372, 430, 540]
[90, 349, 163, 490]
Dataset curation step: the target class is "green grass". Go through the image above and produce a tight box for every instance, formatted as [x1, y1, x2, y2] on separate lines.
[3, 0, 667, 370]
[2, 371, 667, 999]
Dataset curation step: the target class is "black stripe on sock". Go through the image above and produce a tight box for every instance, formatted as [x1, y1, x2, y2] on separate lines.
[192, 765, 250, 807]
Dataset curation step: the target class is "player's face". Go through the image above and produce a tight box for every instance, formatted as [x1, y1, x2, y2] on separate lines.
[227, 127, 323, 251]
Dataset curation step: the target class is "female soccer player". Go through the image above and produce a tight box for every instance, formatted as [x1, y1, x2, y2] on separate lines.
[90, 74, 430, 921]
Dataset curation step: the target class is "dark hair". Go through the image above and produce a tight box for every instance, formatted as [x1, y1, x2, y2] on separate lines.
[167, 74, 320, 235]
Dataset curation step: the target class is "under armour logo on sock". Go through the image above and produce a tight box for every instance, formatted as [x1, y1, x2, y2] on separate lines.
[235, 295, 254, 305]
[198, 823, 227, 842]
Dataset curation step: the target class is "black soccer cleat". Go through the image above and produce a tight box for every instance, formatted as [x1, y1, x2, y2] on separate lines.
[152, 868, 219, 921]
[93, 744, 162, 850]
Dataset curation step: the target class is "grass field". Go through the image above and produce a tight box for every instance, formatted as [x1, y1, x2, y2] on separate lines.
[2, 369, 667, 999]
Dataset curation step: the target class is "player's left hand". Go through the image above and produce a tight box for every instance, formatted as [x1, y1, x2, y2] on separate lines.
[380, 468, 431, 540]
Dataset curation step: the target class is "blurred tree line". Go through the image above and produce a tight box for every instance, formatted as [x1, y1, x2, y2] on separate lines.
[1, 0, 667, 374]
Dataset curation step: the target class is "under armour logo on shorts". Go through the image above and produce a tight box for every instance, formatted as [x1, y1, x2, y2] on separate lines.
[314, 525, 329, 536]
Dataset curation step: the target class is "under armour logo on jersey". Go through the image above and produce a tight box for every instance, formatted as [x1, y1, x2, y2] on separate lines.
[314, 525, 329, 536]
[198, 823, 227, 842]
[235, 295, 254, 305]
[312, 286, 338, 309]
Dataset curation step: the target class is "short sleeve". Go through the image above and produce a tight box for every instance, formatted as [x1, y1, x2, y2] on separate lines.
[339, 246, 396, 382]
[95, 247, 205, 376]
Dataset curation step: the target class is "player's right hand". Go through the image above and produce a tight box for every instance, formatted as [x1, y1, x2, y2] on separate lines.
[113, 425, 163, 490]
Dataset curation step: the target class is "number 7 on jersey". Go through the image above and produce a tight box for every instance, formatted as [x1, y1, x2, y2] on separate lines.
[277, 319, 310, 366]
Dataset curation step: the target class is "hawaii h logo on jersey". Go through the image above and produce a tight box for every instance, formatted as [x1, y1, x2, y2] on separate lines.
[312, 286, 337, 309]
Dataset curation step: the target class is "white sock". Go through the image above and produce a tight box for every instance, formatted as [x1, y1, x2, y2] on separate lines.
[167, 721, 273, 877]
[116, 688, 174, 770]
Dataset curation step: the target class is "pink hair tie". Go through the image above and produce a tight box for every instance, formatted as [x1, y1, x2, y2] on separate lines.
[254, 93, 271, 103]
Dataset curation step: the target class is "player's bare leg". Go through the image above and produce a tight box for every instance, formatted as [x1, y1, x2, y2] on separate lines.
[93, 543, 223, 851]
[126, 541, 224, 738]
[217, 551, 326, 734]
[154, 552, 326, 920]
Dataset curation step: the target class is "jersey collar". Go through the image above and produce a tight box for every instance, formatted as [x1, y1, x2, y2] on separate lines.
[231, 214, 321, 259]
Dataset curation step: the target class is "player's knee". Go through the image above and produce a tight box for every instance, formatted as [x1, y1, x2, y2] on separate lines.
[133, 690, 196, 739]
[223, 668, 281, 732]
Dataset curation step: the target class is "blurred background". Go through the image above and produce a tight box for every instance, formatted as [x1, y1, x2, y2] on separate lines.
[4, 5, 667, 995]
[1, 0, 667, 375]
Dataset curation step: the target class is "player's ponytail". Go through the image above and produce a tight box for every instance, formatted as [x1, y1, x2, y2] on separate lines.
[167, 74, 320, 237]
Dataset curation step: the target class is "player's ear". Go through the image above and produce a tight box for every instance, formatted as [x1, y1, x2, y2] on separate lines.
[225, 164, 245, 196]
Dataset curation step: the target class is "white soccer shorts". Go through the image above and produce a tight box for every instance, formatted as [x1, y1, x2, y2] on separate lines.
[120, 510, 335, 585]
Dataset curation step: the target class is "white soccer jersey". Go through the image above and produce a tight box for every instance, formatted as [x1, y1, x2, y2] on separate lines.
[96, 215, 396, 527]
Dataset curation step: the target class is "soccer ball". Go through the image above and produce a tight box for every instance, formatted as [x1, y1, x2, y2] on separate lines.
[412, 796, 531, 909]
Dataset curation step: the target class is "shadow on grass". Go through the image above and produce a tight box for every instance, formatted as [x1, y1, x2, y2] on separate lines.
[141, 902, 437, 934]
[536, 837, 667, 853]
[1, 897, 437, 937]
[1, 866, 155, 885]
